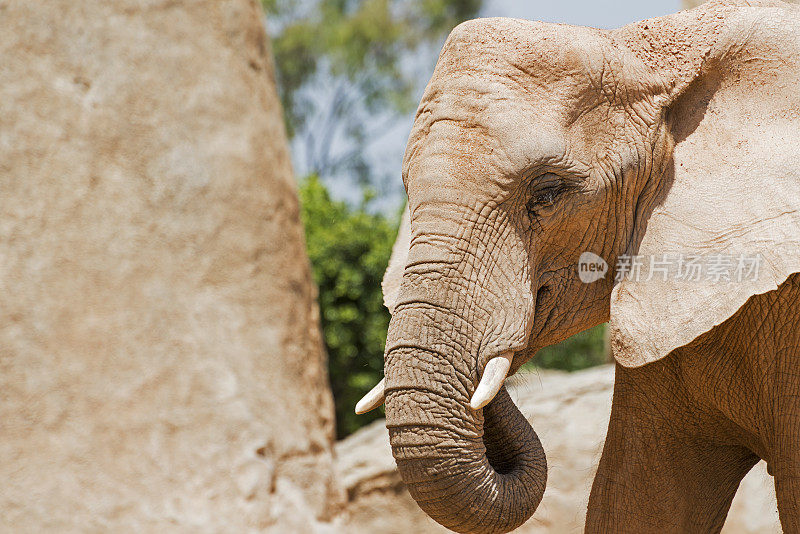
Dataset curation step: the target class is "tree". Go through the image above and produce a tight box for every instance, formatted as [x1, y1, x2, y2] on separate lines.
[299, 175, 397, 438]
[263, 0, 482, 185]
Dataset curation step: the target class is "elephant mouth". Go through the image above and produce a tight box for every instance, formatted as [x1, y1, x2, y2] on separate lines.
[536, 284, 551, 306]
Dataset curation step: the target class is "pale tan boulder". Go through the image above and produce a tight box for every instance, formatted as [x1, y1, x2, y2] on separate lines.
[0, 1, 342, 531]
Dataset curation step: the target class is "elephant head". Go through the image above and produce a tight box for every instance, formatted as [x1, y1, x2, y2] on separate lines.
[357, 2, 800, 532]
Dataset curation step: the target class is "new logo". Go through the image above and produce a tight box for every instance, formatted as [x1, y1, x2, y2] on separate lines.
[578, 252, 608, 283]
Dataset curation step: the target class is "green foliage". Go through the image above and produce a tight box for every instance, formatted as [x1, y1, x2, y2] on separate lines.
[524, 324, 608, 372]
[299, 175, 397, 438]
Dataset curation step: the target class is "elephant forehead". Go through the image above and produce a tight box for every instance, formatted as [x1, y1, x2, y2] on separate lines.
[435, 18, 611, 88]
[402, 70, 592, 192]
[402, 101, 569, 198]
[401, 19, 634, 193]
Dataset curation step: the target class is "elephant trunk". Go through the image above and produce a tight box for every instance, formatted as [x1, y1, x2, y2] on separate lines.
[384, 307, 547, 534]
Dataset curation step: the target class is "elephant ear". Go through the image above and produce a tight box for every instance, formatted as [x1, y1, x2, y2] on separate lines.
[609, 2, 800, 367]
[382, 205, 411, 314]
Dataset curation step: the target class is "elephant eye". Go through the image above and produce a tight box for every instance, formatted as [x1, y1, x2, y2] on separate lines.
[534, 189, 557, 206]
[526, 174, 565, 217]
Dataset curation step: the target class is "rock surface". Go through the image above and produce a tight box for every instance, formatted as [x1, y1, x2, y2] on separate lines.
[336, 366, 780, 533]
[0, 1, 341, 531]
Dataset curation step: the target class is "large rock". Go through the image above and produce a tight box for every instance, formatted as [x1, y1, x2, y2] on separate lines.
[0, 1, 341, 531]
[336, 366, 780, 533]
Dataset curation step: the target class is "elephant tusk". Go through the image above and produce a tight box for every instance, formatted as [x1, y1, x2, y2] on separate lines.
[470, 353, 513, 410]
[355, 378, 385, 414]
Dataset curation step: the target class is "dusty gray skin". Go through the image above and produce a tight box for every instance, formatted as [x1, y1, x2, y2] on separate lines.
[358, 1, 800, 532]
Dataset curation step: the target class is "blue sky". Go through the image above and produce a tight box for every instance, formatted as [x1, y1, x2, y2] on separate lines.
[321, 0, 682, 207]
[485, 0, 680, 28]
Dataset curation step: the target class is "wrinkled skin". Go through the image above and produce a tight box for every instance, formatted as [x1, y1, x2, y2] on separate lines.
[374, 2, 800, 533]
[590, 273, 800, 532]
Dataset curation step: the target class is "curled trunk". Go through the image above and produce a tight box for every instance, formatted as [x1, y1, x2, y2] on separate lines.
[384, 310, 547, 534]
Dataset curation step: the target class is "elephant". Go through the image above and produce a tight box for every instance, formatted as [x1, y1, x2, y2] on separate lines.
[355, 1, 800, 532]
